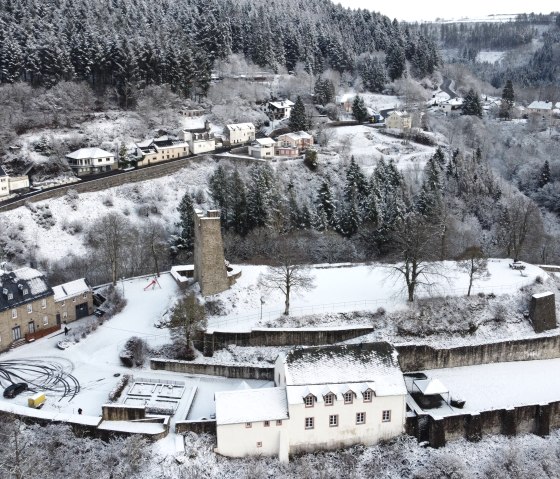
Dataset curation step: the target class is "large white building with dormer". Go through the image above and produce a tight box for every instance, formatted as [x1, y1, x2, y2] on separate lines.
[215, 343, 407, 461]
[65, 147, 116, 176]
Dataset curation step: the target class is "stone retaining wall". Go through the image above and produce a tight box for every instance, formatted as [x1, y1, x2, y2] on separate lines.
[408, 401, 559, 447]
[176, 419, 217, 435]
[203, 327, 374, 356]
[396, 335, 560, 372]
[150, 358, 274, 380]
[102, 404, 146, 421]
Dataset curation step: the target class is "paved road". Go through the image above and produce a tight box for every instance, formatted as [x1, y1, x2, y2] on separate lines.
[440, 76, 458, 99]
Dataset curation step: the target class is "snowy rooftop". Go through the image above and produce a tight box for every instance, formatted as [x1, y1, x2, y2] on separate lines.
[0, 267, 52, 312]
[215, 387, 288, 425]
[528, 101, 553, 111]
[281, 343, 406, 396]
[226, 123, 255, 131]
[66, 147, 114, 159]
[269, 100, 294, 109]
[388, 110, 409, 117]
[278, 131, 312, 141]
[533, 291, 554, 299]
[0, 166, 6, 176]
[413, 378, 448, 396]
[52, 278, 90, 301]
[253, 138, 276, 146]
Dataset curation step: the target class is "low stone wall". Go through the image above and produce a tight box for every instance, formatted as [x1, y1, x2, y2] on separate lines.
[396, 335, 560, 372]
[176, 419, 217, 435]
[150, 358, 274, 380]
[407, 402, 558, 447]
[102, 404, 146, 421]
[204, 326, 374, 356]
[539, 265, 560, 273]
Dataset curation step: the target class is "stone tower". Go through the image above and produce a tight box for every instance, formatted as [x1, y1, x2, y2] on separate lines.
[193, 209, 229, 296]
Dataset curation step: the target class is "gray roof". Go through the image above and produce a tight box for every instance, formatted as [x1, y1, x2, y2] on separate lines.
[0, 166, 7, 177]
[282, 342, 406, 395]
[0, 267, 53, 312]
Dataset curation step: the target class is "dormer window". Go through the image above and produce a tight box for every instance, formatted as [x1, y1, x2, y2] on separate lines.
[343, 391, 354, 404]
[324, 393, 335, 406]
[23, 289, 28, 295]
[8, 293, 13, 300]
[304, 394, 315, 408]
[363, 389, 373, 402]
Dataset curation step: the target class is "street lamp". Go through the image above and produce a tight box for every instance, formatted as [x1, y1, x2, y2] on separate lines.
[260, 296, 265, 321]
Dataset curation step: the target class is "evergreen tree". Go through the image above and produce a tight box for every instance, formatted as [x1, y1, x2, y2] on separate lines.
[209, 165, 230, 224]
[417, 156, 443, 219]
[229, 169, 248, 235]
[462, 88, 483, 118]
[352, 95, 369, 123]
[313, 78, 335, 105]
[176, 192, 195, 254]
[538, 160, 551, 189]
[358, 56, 387, 93]
[385, 43, 406, 81]
[316, 180, 336, 230]
[289, 96, 309, 132]
[499, 80, 515, 119]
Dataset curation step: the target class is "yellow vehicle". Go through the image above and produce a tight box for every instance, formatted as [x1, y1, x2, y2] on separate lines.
[28, 392, 46, 409]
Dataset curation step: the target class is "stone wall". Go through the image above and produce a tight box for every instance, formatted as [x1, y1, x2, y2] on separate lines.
[193, 209, 230, 296]
[176, 419, 217, 435]
[150, 358, 274, 380]
[396, 335, 560, 372]
[101, 404, 146, 421]
[408, 402, 560, 447]
[204, 326, 374, 356]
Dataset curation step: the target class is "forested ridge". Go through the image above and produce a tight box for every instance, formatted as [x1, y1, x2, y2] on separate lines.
[0, 0, 439, 103]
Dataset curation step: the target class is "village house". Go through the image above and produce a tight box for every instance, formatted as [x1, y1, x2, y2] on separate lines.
[135, 136, 190, 167]
[248, 138, 276, 159]
[528, 100, 554, 120]
[275, 131, 314, 157]
[0, 166, 30, 198]
[224, 123, 256, 146]
[179, 106, 206, 118]
[336, 94, 355, 113]
[0, 267, 58, 351]
[0, 166, 9, 198]
[65, 147, 116, 176]
[440, 98, 464, 113]
[267, 100, 295, 120]
[385, 110, 412, 129]
[215, 342, 407, 462]
[52, 278, 94, 324]
[180, 120, 216, 155]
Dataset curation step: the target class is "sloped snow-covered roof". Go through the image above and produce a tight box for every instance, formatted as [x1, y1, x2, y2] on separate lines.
[253, 138, 276, 146]
[226, 123, 255, 131]
[52, 278, 90, 302]
[66, 147, 114, 159]
[269, 100, 294, 109]
[0, 267, 53, 312]
[388, 110, 409, 117]
[414, 378, 448, 396]
[0, 166, 7, 176]
[278, 131, 312, 141]
[282, 343, 406, 396]
[215, 387, 288, 425]
[528, 101, 553, 111]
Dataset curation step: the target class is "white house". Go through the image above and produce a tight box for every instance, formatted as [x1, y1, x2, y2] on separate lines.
[385, 111, 412, 129]
[267, 100, 295, 120]
[135, 136, 190, 167]
[214, 342, 407, 462]
[528, 101, 554, 120]
[0, 165, 30, 198]
[180, 120, 216, 155]
[275, 131, 314, 157]
[441, 97, 464, 113]
[248, 138, 276, 159]
[65, 147, 116, 176]
[225, 123, 256, 146]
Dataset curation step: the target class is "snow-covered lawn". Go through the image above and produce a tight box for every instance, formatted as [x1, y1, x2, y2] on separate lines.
[419, 357, 560, 417]
[207, 259, 543, 332]
[477, 51, 506, 63]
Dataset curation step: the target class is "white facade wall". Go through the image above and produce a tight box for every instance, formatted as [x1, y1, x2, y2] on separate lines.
[216, 421, 285, 458]
[0, 176, 9, 197]
[248, 145, 274, 159]
[191, 140, 216, 154]
[8, 176, 29, 191]
[228, 126, 256, 145]
[286, 394, 406, 454]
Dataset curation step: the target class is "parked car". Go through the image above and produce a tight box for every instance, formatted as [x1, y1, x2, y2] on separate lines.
[3, 382, 28, 399]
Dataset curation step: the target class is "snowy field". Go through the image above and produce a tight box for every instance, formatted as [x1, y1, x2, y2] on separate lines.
[206, 259, 543, 332]
[419, 358, 560, 417]
[477, 51, 506, 64]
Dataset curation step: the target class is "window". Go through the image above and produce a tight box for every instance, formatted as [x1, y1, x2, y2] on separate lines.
[28, 322, 35, 334]
[356, 412, 366, 425]
[83, 292, 87, 299]
[344, 391, 353, 404]
[63, 312, 67, 319]
[41, 299, 46, 309]
[264, 421, 270, 427]
[382, 410, 391, 422]
[363, 390, 373, 402]
[329, 415, 338, 427]
[8, 293, 13, 300]
[61, 301, 65, 307]
[304, 394, 315, 408]
[324, 393, 334, 406]
[43, 316, 48, 326]
[304, 417, 314, 429]
[11, 309, 17, 319]
[23, 289, 28, 296]
[245, 422, 252, 428]
[276, 420, 282, 426]
[27, 304, 33, 313]
[256, 442, 262, 448]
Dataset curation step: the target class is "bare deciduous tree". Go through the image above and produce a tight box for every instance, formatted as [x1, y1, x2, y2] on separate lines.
[169, 293, 207, 360]
[259, 240, 316, 315]
[458, 245, 488, 296]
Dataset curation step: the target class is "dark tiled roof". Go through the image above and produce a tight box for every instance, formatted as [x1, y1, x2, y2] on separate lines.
[0, 165, 7, 176]
[0, 267, 53, 313]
